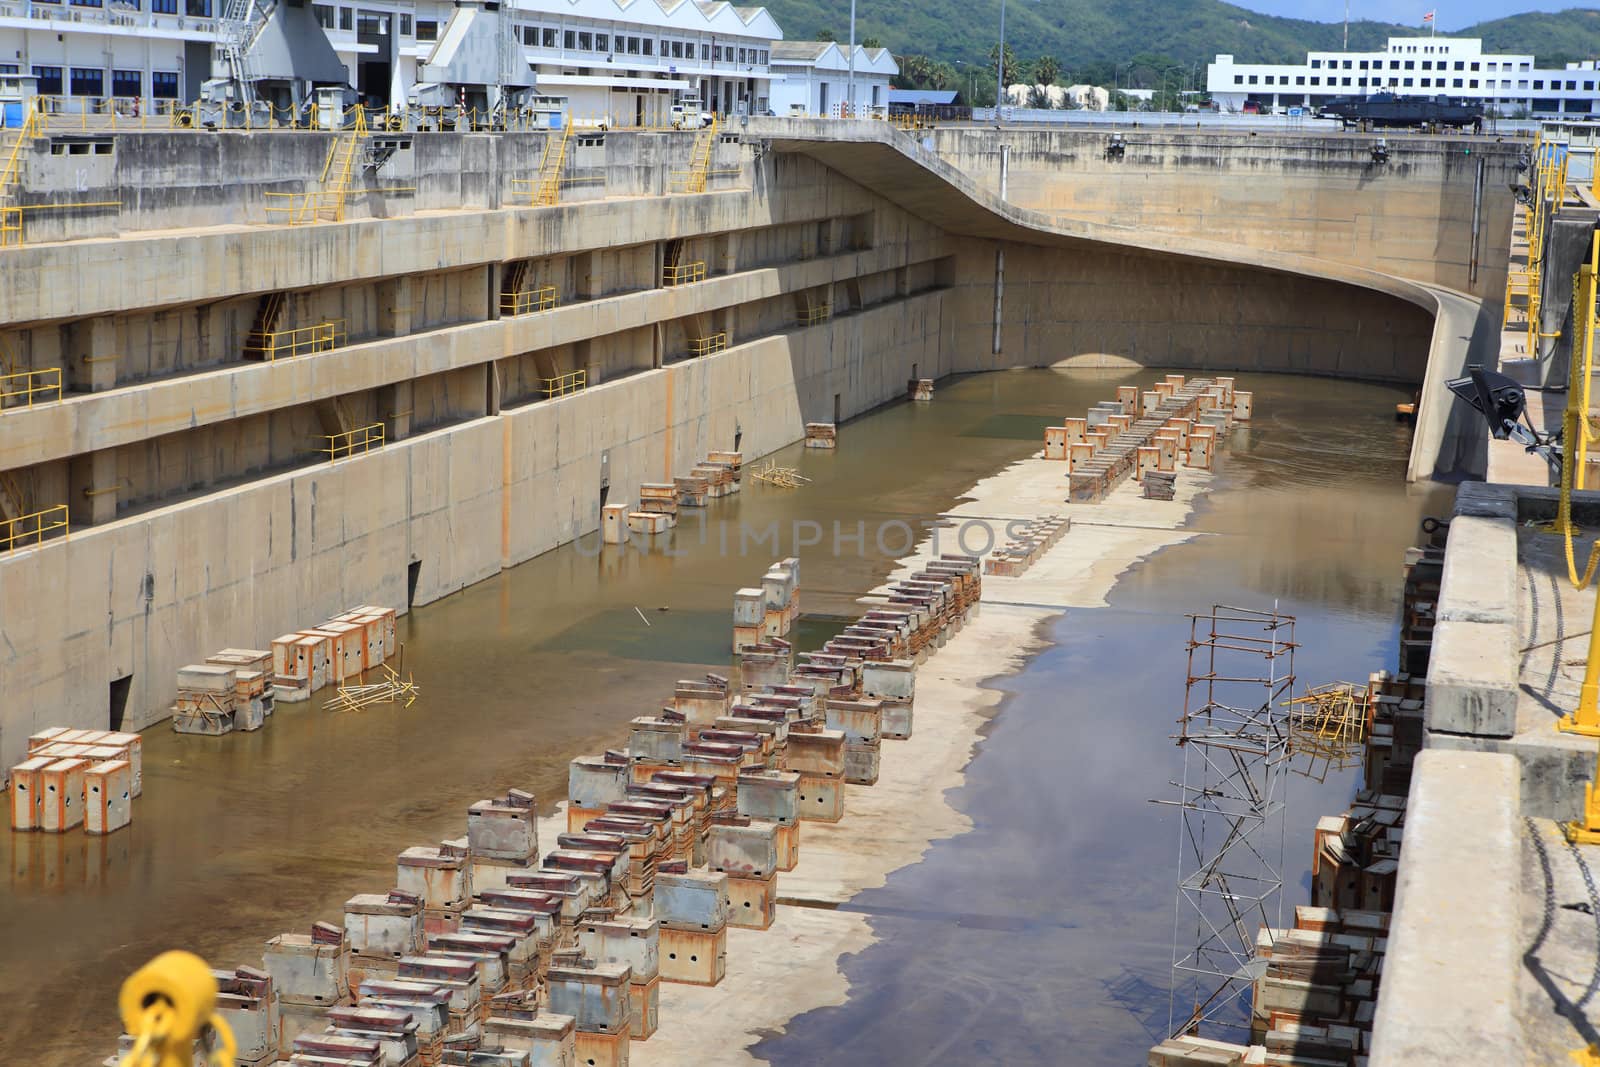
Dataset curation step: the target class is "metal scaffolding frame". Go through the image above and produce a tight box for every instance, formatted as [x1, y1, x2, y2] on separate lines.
[1164, 604, 1297, 1040]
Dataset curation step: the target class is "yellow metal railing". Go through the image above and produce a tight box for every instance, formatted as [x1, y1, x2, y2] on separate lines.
[795, 303, 832, 326]
[0, 367, 62, 406]
[500, 285, 559, 316]
[323, 422, 385, 463]
[244, 320, 345, 361]
[688, 333, 728, 358]
[541, 370, 587, 398]
[1, 503, 67, 553]
[662, 261, 706, 287]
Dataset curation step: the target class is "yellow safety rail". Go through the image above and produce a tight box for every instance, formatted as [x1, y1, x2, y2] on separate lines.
[669, 116, 719, 194]
[500, 285, 559, 317]
[244, 320, 345, 361]
[0, 367, 62, 406]
[541, 370, 587, 398]
[0, 101, 39, 246]
[1, 503, 67, 553]
[795, 303, 832, 326]
[323, 422, 385, 463]
[688, 333, 728, 357]
[662, 261, 706, 287]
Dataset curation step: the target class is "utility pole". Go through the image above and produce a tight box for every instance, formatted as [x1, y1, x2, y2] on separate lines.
[847, 0, 857, 117]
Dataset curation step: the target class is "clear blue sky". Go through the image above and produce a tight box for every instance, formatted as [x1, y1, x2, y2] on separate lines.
[1234, 0, 1573, 31]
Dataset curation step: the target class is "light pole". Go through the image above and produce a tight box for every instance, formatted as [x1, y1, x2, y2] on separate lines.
[995, 0, 1007, 123]
[847, 0, 856, 117]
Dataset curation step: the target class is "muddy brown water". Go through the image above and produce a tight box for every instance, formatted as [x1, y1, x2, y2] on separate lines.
[755, 375, 1452, 1064]
[0, 369, 1440, 1065]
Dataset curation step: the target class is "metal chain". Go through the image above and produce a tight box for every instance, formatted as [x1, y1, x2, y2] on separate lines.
[1567, 838, 1600, 1010]
[1527, 817, 1559, 961]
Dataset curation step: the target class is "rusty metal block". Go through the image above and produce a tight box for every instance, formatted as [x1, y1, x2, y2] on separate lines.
[398, 847, 470, 911]
[796, 774, 844, 822]
[346, 892, 425, 961]
[844, 741, 880, 786]
[658, 925, 727, 987]
[726, 872, 776, 930]
[627, 975, 659, 1042]
[547, 960, 632, 1035]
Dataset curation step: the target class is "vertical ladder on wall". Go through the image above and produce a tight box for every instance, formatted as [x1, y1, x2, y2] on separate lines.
[533, 124, 572, 206]
[0, 102, 39, 247]
[317, 108, 369, 221]
[244, 291, 287, 359]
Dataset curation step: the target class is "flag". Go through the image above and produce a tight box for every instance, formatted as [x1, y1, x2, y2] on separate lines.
[1422, 10, 1435, 21]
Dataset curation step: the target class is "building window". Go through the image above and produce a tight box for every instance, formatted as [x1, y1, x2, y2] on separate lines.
[1295, 75, 1305, 85]
[1587, 81, 1596, 91]
[314, 5, 334, 27]
[1419, 78, 1430, 87]
[625, 36, 638, 54]
[1310, 76, 1319, 86]
[1568, 80, 1578, 91]
[400, 13, 410, 35]
[1247, 75, 1257, 84]
[522, 26, 534, 45]
[596, 33, 607, 52]
[1342, 77, 1351, 86]
[417, 19, 436, 40]
[1359, 60, 1368, 70]
[112, 69, 141, 97]
[642, 38, 652, 55]
[1264, 75, 1274, 85]
[69, 0, 103, 8]
[1452, 78, 1462, 88]
[1404, 60, 1414, 70]
[1469, 79, 1478, 88]
[185, 0, 210, 14]
[152, 0, 176, 12]
[1234, 75, 1242, 85]
[1471, 62, 1480, 71]
[69, 67, 104, 96]
[1421, 61, 1431, 70]
[338, 6, 350, 30]
[563, 30, 574, 49]
[701, 43, 710, 60]
[671, 41, 683, 58]
[1534, 80, 1543, 90]
[1403, 77, 1413, 87]
[152, 71, 179, 98]
[578, 31, 591, 50]
[1358, 78, 1367, 87]
[1343, 60, 1352, 69]
[541, 27, 555, 47]
[1310, 59, 1321, 68]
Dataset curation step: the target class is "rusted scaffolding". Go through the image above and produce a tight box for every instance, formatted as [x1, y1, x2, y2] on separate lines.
[1286, 682, 1370, 784]
[1163, 604, 1297, 1041]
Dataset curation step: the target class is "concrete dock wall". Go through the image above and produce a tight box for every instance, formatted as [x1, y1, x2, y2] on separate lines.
[930, 127, 1518, 300]
[0, 297, 942, 768]
[0, 121, 1462, 762]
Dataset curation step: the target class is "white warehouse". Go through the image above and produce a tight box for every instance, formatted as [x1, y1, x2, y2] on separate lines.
[0, 0, 785, 123]
[1208, 37, 1600, 117]
[768, 41, 897, 117]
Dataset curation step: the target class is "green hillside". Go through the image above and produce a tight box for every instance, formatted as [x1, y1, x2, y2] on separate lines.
[765, 0, 1600, 95]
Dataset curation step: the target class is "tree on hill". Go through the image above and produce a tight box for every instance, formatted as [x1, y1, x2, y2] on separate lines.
[1034, 55, 1062, 86]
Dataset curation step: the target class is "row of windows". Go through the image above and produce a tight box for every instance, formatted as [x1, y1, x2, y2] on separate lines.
[31, 66, 180, 97]
[307, 4, 767, 63]
[1233, 71, 1596, 93]
[1306, 58, 1531, 72]
[28, 0, 211, 10]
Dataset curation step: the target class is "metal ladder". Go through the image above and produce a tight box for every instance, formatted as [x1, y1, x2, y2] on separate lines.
[680, 117, 718, 194]
[244, 291, 286, 358]
[533, 124, 572, 206]
[0, 102, 39, 247]
[317, 108, 368, 221]
[219, 0, 266, 108]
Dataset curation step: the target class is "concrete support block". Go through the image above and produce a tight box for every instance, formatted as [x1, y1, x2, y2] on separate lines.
[1437, 515, 1517, 626]
[64, 316, 116, 392]
[376, 276, 413, 337]
[1424, 619, 1519, 738]
[68, 448, 117, 527]
[1369, 750, 1523, 1066]
[380, 380, 413, 442]
[485, 262, 503, 322]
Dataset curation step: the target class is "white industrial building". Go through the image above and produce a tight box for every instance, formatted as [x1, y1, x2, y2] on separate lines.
[1208, 37, 1600, 117]
[0, 0, 785, 122]
[767, 41, 896, 117]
